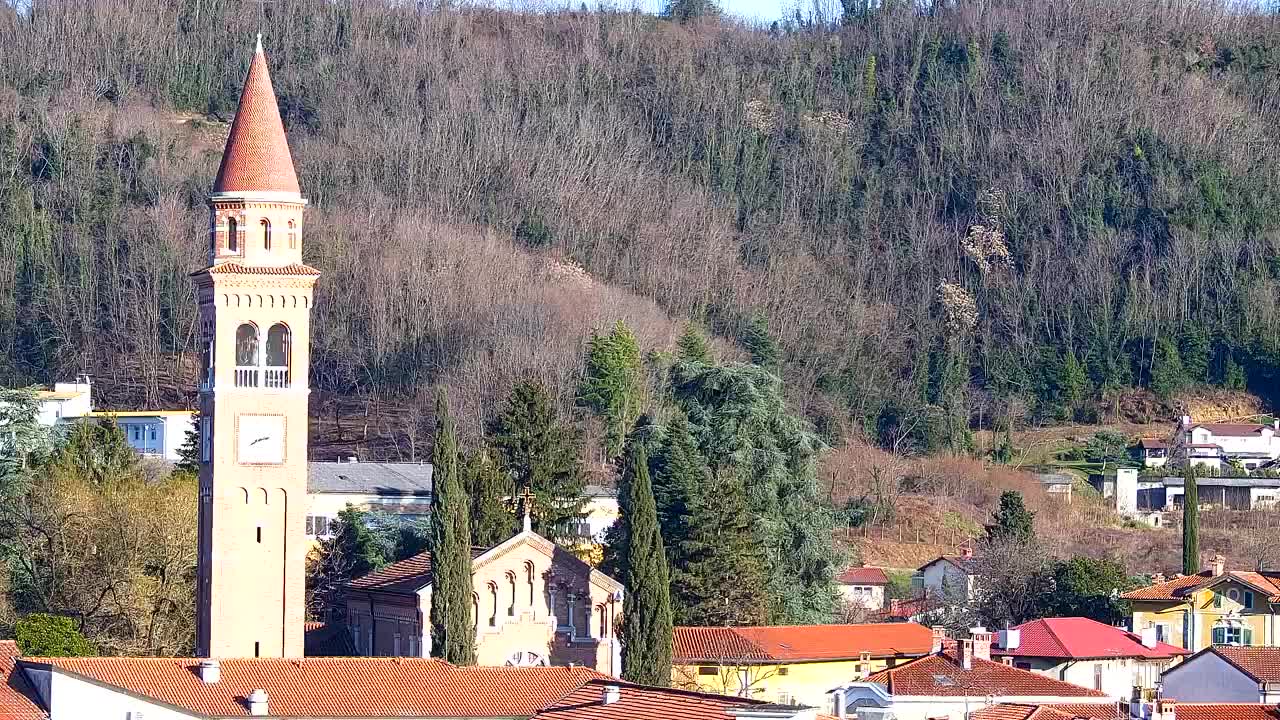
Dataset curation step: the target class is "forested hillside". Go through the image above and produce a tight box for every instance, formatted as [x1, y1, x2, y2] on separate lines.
[2, 0, 1279, 446]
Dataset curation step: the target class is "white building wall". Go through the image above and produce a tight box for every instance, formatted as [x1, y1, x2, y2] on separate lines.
[35, 668, 198, 720]
[921, 562, 974, 603]
[838, 584, 885, 610]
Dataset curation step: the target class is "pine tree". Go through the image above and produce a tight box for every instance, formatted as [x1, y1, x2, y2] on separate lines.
[619, 442, 673, 686]
[985, 490, 1035, 543]
[429, 390, 476, 666]
[672, 469, 769, 626]
[175, 409, 201, 474]
[1225, 354, 1247, 391]
[740, 313, 780, 370]
[675, 324, 712, 364]
[1060, 351, 1089, 420]
[488, 380, 587, 545]
[464, 446, 514, 547]
[1151, 337, 1186, 399]
[1183, 465, 1199, 576]
[650, 413, 702, 567]
[578, 321, 645, 460]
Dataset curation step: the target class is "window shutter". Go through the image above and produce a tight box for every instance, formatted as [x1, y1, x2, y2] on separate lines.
[1244, 627, 1254, 645]
[1213, 627, 1226, 644]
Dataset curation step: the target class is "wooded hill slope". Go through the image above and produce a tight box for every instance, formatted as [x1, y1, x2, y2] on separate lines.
[2, 0, 1279, 445]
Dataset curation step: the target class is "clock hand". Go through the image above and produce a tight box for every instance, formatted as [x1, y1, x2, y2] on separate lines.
[250, 436, 270, 445]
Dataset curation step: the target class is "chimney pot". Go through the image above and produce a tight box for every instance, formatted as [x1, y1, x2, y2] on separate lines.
[601, 684, 621, 705]
[970, 628, 992, 662]
[1212, 554, 1225, 578]
[1141, 627, 1158, 649]
[247, 689, 269, 717]
[197, 659, 220, 684]
[931, 626, 947, 654]
[961, 639, 974, 670]
[1151, 572, 1165, 584]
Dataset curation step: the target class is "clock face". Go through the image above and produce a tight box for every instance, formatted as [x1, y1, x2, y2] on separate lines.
[238, 415, 285, 465]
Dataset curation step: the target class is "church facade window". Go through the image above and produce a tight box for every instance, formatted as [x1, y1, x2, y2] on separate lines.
[506, 571, 517, 617]
[288, 220, 296, 249]
[487, 582, 498, 627]
[261, 219, 272, 250]
[525, 561, 535, 609]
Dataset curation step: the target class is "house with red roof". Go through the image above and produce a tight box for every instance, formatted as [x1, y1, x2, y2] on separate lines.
[829, 629, 1119, 720]
[6, 654, 830, 720]
[835, 565, 890, 610]
[989, 617, 1187, 701]
[1161, 645, 1280, 705]
[672, 623, 934, 708]
[1173, 417, 1280, 473]
[917, 549, 980, 605]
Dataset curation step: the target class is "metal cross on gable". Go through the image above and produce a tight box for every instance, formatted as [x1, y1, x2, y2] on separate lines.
[516, 484, 536, 533]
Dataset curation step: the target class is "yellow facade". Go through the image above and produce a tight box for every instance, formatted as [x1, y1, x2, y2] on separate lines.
[1131, 578, 1280, 652]
[672, 656, 898, 708]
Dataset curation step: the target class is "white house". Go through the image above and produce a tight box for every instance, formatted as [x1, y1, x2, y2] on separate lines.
[1161, 645, 1280, 704]
[916, 551, 979, 604]
[829, 629, 1118, 720]
[33, 377, 93, 424]
[25, 377, 196, 462]
[990, 617, 1187, 700]
[836, 565, 890, 610]
[1174, 417, 1280, 473]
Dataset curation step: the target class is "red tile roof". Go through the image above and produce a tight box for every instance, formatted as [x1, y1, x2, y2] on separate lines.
[0, 641, 45, 720]
[991, 617, 1187, 660]
[970, 704, 1127, 720]
[865, 651, 1110, 698]
[919, 554, 979, 573]
[1123, 570, 1280, 603]
[1191, 423, 1270, 437]
[673, 623, 933, 663]
[534, 678, 762, 720]
[837, 566, 890, 585]
[347, 548, 488, 595]
[213, 39, 300, 195]
[200, 262, 321, 276]
[1174, 704, 1280, 720]
[1209, 646, 1280, 683]
[23, 657, 604, 718]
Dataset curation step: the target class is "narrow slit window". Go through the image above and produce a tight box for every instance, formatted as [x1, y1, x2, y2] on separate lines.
[227, 217, 238, 252]
[261, 219, 271, 250]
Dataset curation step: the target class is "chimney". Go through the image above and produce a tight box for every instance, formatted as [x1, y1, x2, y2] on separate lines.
[961, 639, 975, 670]
[1001, 656, 1014, 666]
[997, 628, 1020, 651]
[833, 689, 847, 719]
[1151, 572, 1165, 584]
[346, 455, 358, 463]
[197, 659, 221, 684]
[931, 626, 947, 654]
[247, 689, 269, 717]
[858, 651, 872, 680]
[1212, 553, 1225, 577]
[601, 684, 621, 705]
[1181, 415, 1192, 428]
[1140, 627, 1158, 649]
[970, 627, 992, 662]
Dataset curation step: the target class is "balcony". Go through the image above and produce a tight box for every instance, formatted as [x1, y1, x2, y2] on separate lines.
[234, 366, 290, 388]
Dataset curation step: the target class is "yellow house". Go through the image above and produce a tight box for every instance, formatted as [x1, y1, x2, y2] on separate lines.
[671, 622, 935, 708]
[1123, 554, 1280, 651]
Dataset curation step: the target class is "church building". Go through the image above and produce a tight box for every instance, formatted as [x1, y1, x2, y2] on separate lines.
[344, 513, 624, 675]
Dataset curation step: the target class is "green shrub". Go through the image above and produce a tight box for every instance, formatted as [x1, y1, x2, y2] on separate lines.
[15, 614, 96, 657]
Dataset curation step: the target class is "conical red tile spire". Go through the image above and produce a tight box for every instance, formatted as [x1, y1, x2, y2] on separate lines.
[212, 35, 300, 195]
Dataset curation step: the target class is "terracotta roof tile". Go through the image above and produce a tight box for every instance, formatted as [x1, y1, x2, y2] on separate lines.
[1191, 423, 1270, 437]
[836, 566, 890, 585]
[347, 548, 488, 595]
[970, 703, 1127, 720]
[865, 651, 1109, 698]
[1173, 704, 1280, 720]
[1122, 571, 1212, 601]
[991, 617, 1187, 660]
[213, 40, 300, 195]
[198, 262, 322, 276]
[534, 678, 762, 720]
[24, 657, 603, 718]
[0, 641, 45, 720]
[1210, 646, 1280, 683]
[673, 623, 933, 663]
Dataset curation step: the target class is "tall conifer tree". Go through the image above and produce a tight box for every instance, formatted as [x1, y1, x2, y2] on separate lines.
[488, 380, 587, 545]
[1183, 465, 1200, 576]
[429, 390, 476, 665]
[464, 446, 514, 547]
[620, 442, 673, 686]
[578, 321, 644, 460]
[673, 469, 769, 626]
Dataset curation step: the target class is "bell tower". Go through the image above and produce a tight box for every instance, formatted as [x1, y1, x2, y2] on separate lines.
[193, 35, 317, 659]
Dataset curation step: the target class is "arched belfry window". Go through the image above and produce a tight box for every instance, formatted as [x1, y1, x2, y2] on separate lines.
[261, 219, 272, 250]
[288, 220, 297, 250]
[264, 324, 291, 388]
[227, 217, 239, 252]
[234, 323, 259, 387]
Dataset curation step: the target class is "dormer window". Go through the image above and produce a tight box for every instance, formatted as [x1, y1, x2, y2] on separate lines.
[261, 219, 272, 250]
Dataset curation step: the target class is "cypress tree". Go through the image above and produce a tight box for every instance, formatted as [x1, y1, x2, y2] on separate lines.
[429, 390, 476, 665]
[1183, 465, 1199, 576]
[488, 380, 587, 545]
[464, 446, 514, 548]
[620, 442, 673, 686]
